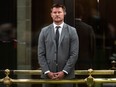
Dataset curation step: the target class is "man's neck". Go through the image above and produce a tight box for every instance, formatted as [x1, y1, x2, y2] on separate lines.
[75, 18, 82, 21]
[54, 21, 64, 25]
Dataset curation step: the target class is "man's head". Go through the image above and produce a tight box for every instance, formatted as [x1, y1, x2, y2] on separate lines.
[51, 4, 66, 25]
[0, 23, 16, 41]
[75, 4, 84, 19]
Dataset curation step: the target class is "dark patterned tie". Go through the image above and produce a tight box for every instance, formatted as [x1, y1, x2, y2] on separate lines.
[55, 26, 60, 50]
[55, 26, 60, 72]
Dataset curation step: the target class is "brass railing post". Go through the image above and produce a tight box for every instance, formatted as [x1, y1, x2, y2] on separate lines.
[86, 69, 94, 87]
[3, 69, 12, 87]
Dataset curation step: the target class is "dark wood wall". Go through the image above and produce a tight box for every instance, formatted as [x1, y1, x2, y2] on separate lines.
[0, 0, 17, 25]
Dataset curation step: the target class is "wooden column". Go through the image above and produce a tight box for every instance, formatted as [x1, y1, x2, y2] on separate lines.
[17, 0, 31, 87]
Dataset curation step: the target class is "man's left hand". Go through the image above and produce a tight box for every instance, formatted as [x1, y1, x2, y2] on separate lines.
[55, 71, 65, 80]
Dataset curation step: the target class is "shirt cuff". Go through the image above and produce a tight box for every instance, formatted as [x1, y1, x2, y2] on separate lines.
[44, 70, 50, 74]
[63, 70, 68, 74]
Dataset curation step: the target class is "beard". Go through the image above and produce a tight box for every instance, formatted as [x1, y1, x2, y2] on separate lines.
[54, 17, 63, 23]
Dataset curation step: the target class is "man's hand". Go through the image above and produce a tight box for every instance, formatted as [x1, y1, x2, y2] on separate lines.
[55, 71, 65, 80]
[47, 71, 65, 80]
[47, 72, 58, 79]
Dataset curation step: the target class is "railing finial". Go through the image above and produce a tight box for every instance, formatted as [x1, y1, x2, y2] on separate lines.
[85, 69, 94, 87]
[3, 69, 12, 87]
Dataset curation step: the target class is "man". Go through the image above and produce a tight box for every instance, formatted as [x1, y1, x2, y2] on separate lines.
[75, 19, 95, 70]
[38, 4, 79, 87]
[0, 22, 17, 87]
[75, 4, 96, 87]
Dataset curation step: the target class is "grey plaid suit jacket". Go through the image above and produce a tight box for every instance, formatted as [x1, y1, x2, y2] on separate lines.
[38, 23, 79, 79]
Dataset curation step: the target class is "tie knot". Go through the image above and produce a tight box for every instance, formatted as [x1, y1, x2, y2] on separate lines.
[56, 26, 60, 29]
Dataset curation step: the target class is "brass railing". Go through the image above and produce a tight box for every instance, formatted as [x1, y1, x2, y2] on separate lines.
[0, 69, 116, 87]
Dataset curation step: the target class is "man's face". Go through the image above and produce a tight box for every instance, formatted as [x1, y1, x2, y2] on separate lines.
[51, 7, 65, 23]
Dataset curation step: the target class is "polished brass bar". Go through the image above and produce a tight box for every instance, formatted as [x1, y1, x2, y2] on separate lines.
[0, 78, 116, 84]
[11, 79, 85, 84]
[13, 70, 41, 75]
[0, 79, 3, 83]
[95, 78, 116, 83]
[13, 69, 114, 75]
[75, 70, 114, 75]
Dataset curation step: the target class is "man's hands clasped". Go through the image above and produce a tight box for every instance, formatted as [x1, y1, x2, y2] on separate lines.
[47, 71, 65, 80]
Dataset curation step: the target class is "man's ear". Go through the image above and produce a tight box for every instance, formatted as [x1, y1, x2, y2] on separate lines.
[64, 12, 66, 15]
[50, 12, 52, 17]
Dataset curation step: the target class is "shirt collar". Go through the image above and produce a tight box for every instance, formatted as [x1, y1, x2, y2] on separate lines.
[75, 18, 82, 21]
[53, 22, 64, 29]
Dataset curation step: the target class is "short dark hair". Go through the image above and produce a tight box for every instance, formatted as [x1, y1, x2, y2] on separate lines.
[76, 4, 84, 18]
[51, 3, 66, 12]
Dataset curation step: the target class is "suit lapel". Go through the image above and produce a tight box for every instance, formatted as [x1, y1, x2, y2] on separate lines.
[49, 23, 67, 47]
[49, 24, 56, 47]
[59, 23, 67, 46]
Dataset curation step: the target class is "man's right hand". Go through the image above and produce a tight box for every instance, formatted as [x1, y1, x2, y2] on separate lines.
[47, 72, 58, 79]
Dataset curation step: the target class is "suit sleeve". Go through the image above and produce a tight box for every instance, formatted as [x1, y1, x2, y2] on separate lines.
[63, 27, 79, 73]
[38, 29, 49, 73]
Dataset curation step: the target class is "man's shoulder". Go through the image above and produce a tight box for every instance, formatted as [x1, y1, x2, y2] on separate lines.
[64, 23, 77, 36]
[41, 24, 53, 31]
[82, 22, 92, 28]
[76, 21, 94, 32]
[78, 21, 92, 28]
[64, 23, 75, 30]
